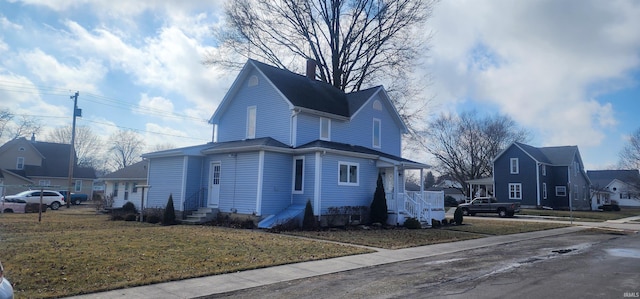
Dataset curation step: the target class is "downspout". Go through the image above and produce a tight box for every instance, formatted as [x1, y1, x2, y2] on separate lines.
[535, 162, 540, 207]
[394, 165, 399, 224]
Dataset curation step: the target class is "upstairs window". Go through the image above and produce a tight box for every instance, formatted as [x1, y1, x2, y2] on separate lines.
[16, 157, 24, 170]
[541, 165, 546, 176]
[320, 117, 331, 141]
[338, 162, 359, 186]
[510, 158, 519, 174]
[246, 106, 256, 139]
[373, 119, 381, 148]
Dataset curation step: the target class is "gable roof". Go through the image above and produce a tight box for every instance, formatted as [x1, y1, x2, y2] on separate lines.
[209, 59, 407, 131]
[587, 170, 640, 188]
[102, 160, 149, 180]
[497, 142, 580, 167]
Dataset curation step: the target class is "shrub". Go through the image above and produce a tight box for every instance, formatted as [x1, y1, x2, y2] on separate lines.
[369, 173, 388, 224]
[444, 196, 459, 207]
[431, 219, 442, 227]
[454, 207, 464, 225]
[124, 214, 137, 221]
[144, 208, 164, 224]
[146, 214, 161, 224]
[122, 202, 137, 214]
[163, 194, 176, 225]
[302, 199, 317, 230]
[403, 217, 421, 229]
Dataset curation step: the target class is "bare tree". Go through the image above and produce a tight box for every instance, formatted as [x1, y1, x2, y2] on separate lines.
[0, 108, 13, 142]
[619, 128, 640, 170]
[420, 111, 530, 196]
[149, 142, 176, 152]
[0, 109, 42, 143]
[45, 126, 104, 168]
[106, 130, 145, 171]
[205, 0, 437, 133]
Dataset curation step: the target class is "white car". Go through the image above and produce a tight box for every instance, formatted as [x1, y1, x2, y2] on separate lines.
[0, 262, 13, 299]
[3, 190, 64, 210]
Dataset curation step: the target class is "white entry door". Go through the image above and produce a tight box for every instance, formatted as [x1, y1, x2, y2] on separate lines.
[209, 162, 221, 207]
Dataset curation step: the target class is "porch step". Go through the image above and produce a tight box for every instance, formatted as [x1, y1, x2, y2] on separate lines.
[182, 207, 218, 225]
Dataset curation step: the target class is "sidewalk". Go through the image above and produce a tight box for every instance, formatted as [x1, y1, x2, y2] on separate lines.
[65, 224, 627, 299]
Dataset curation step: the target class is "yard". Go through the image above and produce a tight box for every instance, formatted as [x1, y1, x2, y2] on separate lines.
[0, 207, 573, 298]
[519, 207, 640, 221]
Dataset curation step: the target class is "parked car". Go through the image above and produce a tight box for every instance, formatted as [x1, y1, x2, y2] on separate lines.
[457, 196, 521, 218]
[57, 190, 89, 205]
[0, 198, 26, 213]
[0, 261, 13, 299]
[3, 190, 65, 210]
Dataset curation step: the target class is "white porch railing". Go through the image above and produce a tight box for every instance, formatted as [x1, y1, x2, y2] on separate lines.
[386, 191, 445, 226]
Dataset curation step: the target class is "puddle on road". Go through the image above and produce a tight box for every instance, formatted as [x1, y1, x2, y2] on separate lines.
[606, 248, 640, 259]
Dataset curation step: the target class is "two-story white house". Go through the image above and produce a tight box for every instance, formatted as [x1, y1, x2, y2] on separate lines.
[142, 59, 443, 227]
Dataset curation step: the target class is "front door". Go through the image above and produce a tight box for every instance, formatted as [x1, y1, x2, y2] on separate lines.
[209, 162, 221, 207]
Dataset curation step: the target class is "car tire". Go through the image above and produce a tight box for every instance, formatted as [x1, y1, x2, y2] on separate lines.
[50, 201, 61, 210]
[73, 199, 81, 205]
[498, 208, 507, 218]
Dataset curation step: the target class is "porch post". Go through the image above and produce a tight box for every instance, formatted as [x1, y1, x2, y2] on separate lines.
[420, 168, 424, 200]
[394, 165, 399, 222]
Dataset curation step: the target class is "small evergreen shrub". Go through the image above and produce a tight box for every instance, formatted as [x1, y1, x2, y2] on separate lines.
[302, 199, 317, 230]
[122, 202, 137, 214]
[454, 207, 464, 225]
[369, 173, 388, 224]
[162, 194, 176, 225]
[124, 213, 137, 221]
[403, 217, 421, 229]
[146, 214, 161, 224]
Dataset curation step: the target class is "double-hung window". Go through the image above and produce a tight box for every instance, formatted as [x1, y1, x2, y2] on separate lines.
[510, 158, 519, 174]
[509, 183, 522, 200]
[16, 157, 24, 170]
[373, 119, 381, 148]
[320, 117, 330, 141]
[338, 162, 359, 186]
[74, 180, 82, 192]
[293, 157, 304, 193]
[246, 106, 256, 139]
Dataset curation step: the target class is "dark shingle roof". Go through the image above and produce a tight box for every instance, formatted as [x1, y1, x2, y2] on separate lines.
[102, 160, 149, 179]
[515, 142, 578, 166]
[587, 170, 640, 188]
[13, 140, 97, 179]
[297, 140, 427, 167]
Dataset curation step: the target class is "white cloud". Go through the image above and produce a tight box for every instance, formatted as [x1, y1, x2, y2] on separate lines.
[426, 0, 640, 149]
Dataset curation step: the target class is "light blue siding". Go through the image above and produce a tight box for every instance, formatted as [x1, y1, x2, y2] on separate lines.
[317, 153, 378, 215]
[295, 113, 320, 146]
[184, 156, 204, 205]
[260, 152, 293, 215]
[217, 69, 292, 144]
[146, 156, 185, 209]
[291, 153, 317, 206]
[206, 152, 260, 214]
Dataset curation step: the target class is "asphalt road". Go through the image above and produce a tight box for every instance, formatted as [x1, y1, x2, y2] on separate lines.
[202, 229, 640, 299]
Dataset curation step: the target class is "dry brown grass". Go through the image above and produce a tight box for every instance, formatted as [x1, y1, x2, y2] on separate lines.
[519, 208, 640, 221]
[0, 208, 371, 298]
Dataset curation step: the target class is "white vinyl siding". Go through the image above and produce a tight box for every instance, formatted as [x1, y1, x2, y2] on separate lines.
[338, 161, 359, 186]
[510, 158, 519, 174]
[246, 106, 256, 139]
[509, 183, 522, 200]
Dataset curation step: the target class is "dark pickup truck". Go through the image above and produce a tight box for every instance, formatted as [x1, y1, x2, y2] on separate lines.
[457, 197, 520, 218]
[58, 191, 89, 205]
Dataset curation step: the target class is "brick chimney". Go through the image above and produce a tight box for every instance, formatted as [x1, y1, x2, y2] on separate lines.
[306, 59, 316, 79]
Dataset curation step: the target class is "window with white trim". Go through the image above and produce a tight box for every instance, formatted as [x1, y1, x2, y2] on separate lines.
[293, 156, 304, 193]
[543, 183, 547, 199]
[338, 162, 359, 186]
[556, 186, 567, 197]
[75, 180, 82, 192]
[541, 165, 546, 176]
[373, 119, 381, 148]
[509, 183, 522, 199]
[246, 106, 256, 139]
[16, 157, 24, 170]
[132, 182, 138, 193]
[39, 180, 50, 186]
[510, 158, 519, 174]
[320, 117, 330, 141]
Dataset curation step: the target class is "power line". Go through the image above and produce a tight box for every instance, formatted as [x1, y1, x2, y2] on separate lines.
[79, 118, 210, 141]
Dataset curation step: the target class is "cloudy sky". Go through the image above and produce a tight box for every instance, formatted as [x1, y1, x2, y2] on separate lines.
[0, 0, 639, 170]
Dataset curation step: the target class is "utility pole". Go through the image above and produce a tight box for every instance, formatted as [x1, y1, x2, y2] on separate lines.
[66, 91, 81, 208]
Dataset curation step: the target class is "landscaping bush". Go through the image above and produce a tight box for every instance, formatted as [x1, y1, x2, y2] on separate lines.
[144, 208, 163, 224]
[122, 202, 137, 214]
[444, 196, 459, 207]
[369, 173, 388, 224]
[124, 214, 137, 221]
[454, 207, 464, 225]
[403, 217, 421, 229]
[146, 214, 161, 224]
[162, 194, 176, 225]
[302, 199, 317, 230]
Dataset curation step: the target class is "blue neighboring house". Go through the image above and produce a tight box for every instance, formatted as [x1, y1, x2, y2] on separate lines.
[493, 142, 591, 210]
[142, 59, 443, 227]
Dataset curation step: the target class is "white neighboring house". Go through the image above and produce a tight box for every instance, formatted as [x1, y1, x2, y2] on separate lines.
[102, 160, 149, 210]
[588, 170, 640, 209]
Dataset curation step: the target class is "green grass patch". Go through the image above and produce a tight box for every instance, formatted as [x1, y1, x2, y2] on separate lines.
[0, 208, 371, 298]
[520, 208, 640, 221]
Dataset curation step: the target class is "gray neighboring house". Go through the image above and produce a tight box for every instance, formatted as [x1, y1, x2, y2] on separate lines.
[101, 160, 149, 210]
[493, 142, 591, 210]
[587, 169, 640, 209]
